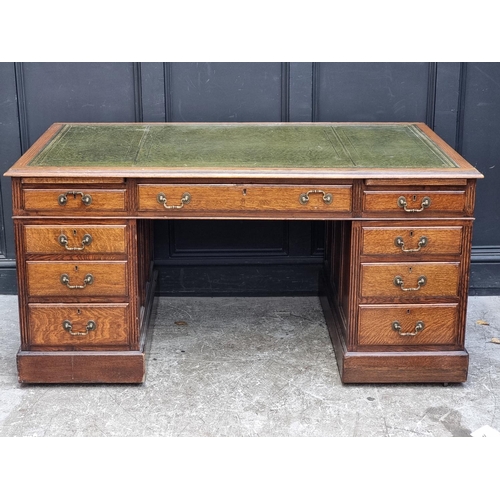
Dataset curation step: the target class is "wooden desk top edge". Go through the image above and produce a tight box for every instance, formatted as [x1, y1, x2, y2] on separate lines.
[4, 122, 484, 180]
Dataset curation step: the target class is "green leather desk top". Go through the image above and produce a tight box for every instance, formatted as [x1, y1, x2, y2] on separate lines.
[6, 122, 484, 179]
[29, 123, 457, 169]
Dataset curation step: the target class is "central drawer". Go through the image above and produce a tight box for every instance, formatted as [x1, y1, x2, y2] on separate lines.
[360, 262, 460, 299]
[137, 184, 352, 214]
[27, 261, 128, 298]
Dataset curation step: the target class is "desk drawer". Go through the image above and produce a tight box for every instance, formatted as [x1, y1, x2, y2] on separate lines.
[27, 261, 127, 298]
[363, 190, 466, 215]
[23, 188, 126, 213]
[137, 184, 352, 214]
[28, 303, 129, 348]
[361, 226, 463, 256]
[360, 262, 460, 299]
[358, 304, 458, 346]
[24, 225, 127, 255]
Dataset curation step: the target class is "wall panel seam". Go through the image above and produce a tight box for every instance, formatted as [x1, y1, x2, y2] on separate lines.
[281, 62, 290, 122]
[163, 63, 172, 122]
[13, 62, 29, 153]
[132, 62, 144, 122]
[456, 62, 468, 155]
[311, 62, 320, 122]
[426, 62, 437, 129]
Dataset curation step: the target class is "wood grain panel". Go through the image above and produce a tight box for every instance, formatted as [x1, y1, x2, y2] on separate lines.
[17, 350, 145, 383]
[363, 190, 465, 214]
[23, 188, 126, 212]
[21, 177, 124, 184]
[358, 304, 458, 346]
[360, 262, 460, 299]
[361, 226, 462, 256]
[27, 261, 127, 298]
[341, 350, 468, 383]
[24, 225, 127, 254]
[28, 303, 129, 348]
[138, 184, 352, 214]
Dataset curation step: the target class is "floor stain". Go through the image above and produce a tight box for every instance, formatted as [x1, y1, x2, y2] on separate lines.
[425, 406, 471, 437]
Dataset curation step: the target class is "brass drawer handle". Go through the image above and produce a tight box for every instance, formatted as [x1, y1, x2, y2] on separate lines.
[60, 273, 94, 289]
[157, 192, 191, 209]
[397, 195, 431, 212]
[58, 233, 93, 251]
[299, 190, 333, 205]
[58, 191, 93, 206]
[393, 275, 427, 291]
[392, 320, 425, 337]
[62, 319, 96, 337]
[394, 235, 428, 252]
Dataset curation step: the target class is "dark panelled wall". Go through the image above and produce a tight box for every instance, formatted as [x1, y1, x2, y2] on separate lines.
[1, 62, 499, 294]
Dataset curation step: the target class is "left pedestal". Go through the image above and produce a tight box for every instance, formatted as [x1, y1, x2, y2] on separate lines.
[12, 177, 155, 383]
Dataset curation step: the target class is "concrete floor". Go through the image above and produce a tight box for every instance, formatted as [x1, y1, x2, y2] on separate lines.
[0, 294, 499, 437]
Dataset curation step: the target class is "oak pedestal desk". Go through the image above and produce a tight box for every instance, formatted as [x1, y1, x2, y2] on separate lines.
[4, 122, 483, 384]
